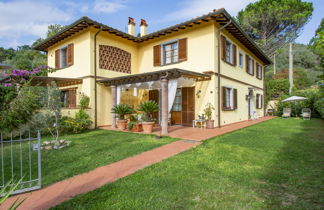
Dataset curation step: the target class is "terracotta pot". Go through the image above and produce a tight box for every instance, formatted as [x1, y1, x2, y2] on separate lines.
[142, 122, 155, 133]
[206, 120, 214, 129]
[117, 119, 128, 130]
[131, 123, 143, 132]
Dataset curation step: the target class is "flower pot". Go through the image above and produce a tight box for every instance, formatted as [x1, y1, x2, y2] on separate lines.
[206, 120, 214, 129]
[131, 123, 143, 132]
[142, 122, 155, 133]
[117, 119, 128, 130]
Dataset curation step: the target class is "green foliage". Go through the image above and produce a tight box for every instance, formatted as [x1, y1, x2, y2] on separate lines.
[266, 79, 290, 100]
[0, 178, 25, 209]
[0, 85, 42, 133]
[111, 104, 134, 120]
[137, 100, 159, 122]
[61, 110, 92, 134]
[79, 93, 90, 110]
[237, 0, 313, 55]
[310, 18, 324, 70]
[203, 103, 215, 120]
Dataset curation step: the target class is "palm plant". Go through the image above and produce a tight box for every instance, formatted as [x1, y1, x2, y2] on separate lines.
[137, 100, 159, 122]
[111, 104, 134, 120]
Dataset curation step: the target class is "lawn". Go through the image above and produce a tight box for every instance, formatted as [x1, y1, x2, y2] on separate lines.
[0, 129, 177, 186]
[54, 118, 324, 209]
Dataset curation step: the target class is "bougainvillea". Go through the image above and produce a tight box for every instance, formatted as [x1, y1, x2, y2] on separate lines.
[0, 65, 52, 87]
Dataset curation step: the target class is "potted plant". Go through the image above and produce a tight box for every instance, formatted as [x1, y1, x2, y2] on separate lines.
[128, 114, 143, 132]
[111, 104, 134, 130]
[204, 103, 215, 129]
[137, 100, 159, 133]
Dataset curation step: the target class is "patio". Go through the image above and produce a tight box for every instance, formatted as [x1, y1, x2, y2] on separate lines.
[101, 116, 275, 141]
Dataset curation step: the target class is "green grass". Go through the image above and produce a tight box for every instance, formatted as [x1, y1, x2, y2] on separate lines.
[54, 118, 324, 209]
[0, 130, 177, 186]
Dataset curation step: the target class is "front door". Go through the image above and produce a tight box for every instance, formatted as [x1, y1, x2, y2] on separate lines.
[181, 87, 195, 126]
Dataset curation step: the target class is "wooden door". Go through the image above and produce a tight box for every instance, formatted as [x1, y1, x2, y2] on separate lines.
[149, 90, 159, 123]
[181, 87, 195, 126]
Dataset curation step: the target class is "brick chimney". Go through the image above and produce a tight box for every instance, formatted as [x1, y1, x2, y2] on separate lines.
[128, 17, 135, 36]
[140, 19, 148, 37]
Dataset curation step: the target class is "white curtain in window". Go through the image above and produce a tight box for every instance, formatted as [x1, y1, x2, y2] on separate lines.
[117, 86, 121, 105]
[168, 79, 178, 113]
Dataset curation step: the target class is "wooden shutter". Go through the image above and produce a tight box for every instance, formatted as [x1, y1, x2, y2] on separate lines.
[222, 87, 226, 110]
[252, 59, 255, 75]
[232, 44, 237, 66]
[233, 88, 237, 109]
[68, 89, 76, 108]
[221, 35, 226, 61]
[55, 49, 60, 69]
[260, 95, 263, 109]
[178, 38, 187, 62]
[245, 54, 249, 73]
[153, 45, 161, 66]
[67, 43, 74, 66]
[260, 65, 263, 79]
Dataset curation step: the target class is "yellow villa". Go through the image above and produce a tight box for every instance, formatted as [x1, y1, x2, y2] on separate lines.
[34, 8, 271, 135]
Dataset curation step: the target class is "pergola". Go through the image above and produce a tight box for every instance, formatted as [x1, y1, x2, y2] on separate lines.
[98, 68, 211, 135]
[30, 76, 83, 87]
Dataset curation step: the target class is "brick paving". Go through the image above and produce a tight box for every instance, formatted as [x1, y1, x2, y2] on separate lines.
[1, 116, 274, 210]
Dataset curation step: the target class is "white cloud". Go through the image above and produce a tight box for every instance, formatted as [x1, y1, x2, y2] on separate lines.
[160, 0, 258, 23]
[93, 0, 126, 14]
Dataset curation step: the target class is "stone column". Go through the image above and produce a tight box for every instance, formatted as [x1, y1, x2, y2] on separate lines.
[111, 85, 117, 128]
[161, 78, 168, 135]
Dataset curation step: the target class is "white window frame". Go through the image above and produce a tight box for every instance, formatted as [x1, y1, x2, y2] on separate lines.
[257, 63, 262, 79]
[248, 56, 253, 74]
[225, 39, 233, 64]
[161, 39, 179, 65]
[224, 86, 234, 109]
[239, 51, 244, 68]
[60, 45, 68, 68]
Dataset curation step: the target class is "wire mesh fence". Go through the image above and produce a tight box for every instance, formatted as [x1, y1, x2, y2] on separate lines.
[0, 130, 41, 195]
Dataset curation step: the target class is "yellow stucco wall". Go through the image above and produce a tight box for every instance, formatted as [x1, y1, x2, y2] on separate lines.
[46, 21, 265, 127]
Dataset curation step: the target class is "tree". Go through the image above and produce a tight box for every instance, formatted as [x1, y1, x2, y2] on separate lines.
[32, 24, 66, 47]
[237, 0, 313, 56]
[310, 18, 324, 76]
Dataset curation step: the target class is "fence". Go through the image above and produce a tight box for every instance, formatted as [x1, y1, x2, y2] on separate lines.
[0, 130, 42, 195]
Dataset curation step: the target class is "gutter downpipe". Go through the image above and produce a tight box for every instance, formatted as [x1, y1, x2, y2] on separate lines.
[217, 20, 231, 128]
[94, 27, 102, 128]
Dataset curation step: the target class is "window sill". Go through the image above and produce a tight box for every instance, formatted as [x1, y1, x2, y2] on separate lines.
[222, 108, 236, 111]
[247, 72, 254, 76]
[159, 60, 186, 67]
[223, 60, 236, 66]
[54, 65, 73, 71]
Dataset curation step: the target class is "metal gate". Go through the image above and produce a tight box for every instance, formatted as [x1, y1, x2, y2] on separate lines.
[0, 130, 42, 195]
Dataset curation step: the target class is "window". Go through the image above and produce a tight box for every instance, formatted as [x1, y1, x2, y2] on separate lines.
[256, 63, 262, 79]
[246, 55, 254, 75]
[239, 52, 243, 68]
[163, 42, 178, 65]
[172, 88, 182, 111]
[222, 87, 237, 110]
[60, 46, 68, 68]
[221, 35, 237, 66]
[55, 43, 74, 69]
[225, 40, 233, 64]
[256, 94, 263, 109]
[60, 88, 76, 108]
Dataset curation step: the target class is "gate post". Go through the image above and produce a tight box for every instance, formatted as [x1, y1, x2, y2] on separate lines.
[37, 130, 42, 187]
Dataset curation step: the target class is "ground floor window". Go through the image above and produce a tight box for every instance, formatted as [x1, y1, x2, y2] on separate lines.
[222, 87, 237, 110]
[172, 88, 182, 111]
[61, 88, 77, 108]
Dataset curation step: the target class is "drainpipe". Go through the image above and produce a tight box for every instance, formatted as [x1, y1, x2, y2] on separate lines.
[217, 20, 231, 128]
[94, 27, 102, 128]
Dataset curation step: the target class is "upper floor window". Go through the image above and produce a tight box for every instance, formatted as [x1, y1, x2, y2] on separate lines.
[55, 43, 74, 69]
[239, 52, 244, 68]
[246, 55, 254, 75]
[256, 63, 262, 79]
[163, 42, 178, 65]
[221, 35, 237, 66]
[153, 38, 187, 66]
[222, 86, 237, 111]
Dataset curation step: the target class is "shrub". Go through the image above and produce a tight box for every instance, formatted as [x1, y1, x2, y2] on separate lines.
[61, 110, 92, 134]
[137, 100, 159, 122]
[111, 104, 134, 120]
[79, 93, 90, 109]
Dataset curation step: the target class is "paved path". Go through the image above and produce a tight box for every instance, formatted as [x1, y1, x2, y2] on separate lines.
[1, 116, 274, 210]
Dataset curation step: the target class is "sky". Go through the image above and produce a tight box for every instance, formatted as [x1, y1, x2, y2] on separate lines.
[0, 0, 323, 49]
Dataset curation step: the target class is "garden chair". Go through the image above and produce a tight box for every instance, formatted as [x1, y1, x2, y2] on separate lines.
[301, 108, 311, 120]
[282, 108, 291, 119]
